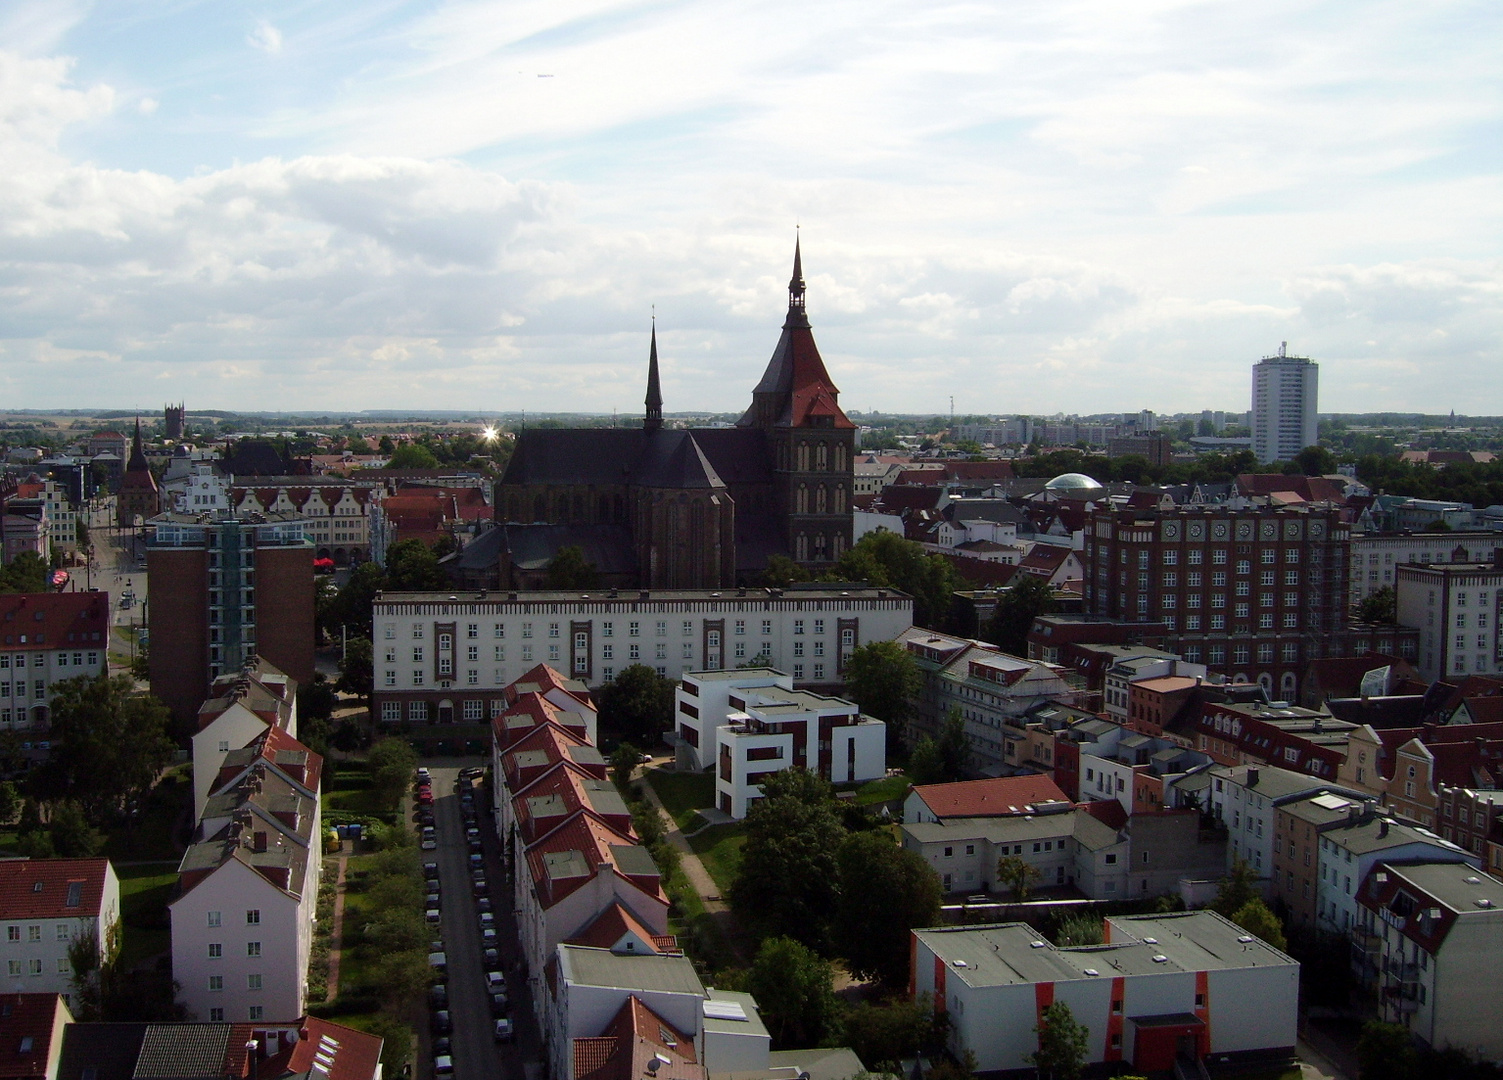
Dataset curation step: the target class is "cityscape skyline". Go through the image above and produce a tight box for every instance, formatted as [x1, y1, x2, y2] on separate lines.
[0, 2, 1498, 415]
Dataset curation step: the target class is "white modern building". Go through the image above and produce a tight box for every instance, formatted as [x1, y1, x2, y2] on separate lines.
[0, 859, 120, 1004]
[172, 727, 323, 1023]
[1395, 561, 1503, 682]
[1251, 347, 1318, 464]
[671, 670, 885, 818]
[372, 585, 914, 724]
[911, 912, 1299, 1075]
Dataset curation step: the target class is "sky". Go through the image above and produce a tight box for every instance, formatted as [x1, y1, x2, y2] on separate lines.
[1, 0, 1500, 418]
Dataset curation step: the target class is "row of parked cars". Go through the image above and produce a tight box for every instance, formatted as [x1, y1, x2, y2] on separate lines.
[422, 768, 513, 1079]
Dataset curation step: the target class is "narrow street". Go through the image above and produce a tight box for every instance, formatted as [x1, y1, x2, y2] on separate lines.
[425, 764, 536, 1080]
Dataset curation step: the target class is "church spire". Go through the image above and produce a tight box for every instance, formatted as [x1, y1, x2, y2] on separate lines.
[788, 232, 806, 314]
[127, 415, 149, 472]
[644, 316, 663, 432]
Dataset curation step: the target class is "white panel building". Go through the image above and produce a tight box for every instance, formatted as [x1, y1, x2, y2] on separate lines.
[1251, 348, 1318, 464]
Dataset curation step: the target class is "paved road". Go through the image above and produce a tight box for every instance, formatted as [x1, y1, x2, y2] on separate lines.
[425, 765, 536, 1080]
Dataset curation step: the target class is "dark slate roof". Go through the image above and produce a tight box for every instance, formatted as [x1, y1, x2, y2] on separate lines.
[501, 430, 646, 487]
[56, 1024, 149, 1080]
[441, 525, 506, 571]
[634, 432, 724, 490]
[132, 1024, 231, 1079]
[505, 524, 638, 574]
[690, 428, 772, 485]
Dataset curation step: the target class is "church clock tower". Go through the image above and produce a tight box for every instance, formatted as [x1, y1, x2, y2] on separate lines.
[738, 238, 856, 569]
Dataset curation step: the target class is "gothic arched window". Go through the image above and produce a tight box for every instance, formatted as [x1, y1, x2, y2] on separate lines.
[816, 443, 828, 470]
[797, 442, 810, 471]
[816, 485, 827, 513]
[796, 484, 808, 514]
[833, 485, 846, 513]
[796, 533, 809, 561]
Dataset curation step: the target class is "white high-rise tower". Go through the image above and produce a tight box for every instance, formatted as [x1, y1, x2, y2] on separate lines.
[1251, 343, 1318, 463]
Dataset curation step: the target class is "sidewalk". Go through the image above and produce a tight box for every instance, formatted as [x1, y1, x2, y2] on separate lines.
[637, 778, 728, 911]
[323, 855, 351, 1001]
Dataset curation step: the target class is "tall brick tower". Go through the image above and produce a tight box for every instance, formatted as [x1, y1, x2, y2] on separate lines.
[738, 238, 856, 569]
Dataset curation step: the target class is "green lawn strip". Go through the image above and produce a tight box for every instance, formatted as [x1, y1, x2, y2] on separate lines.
[846, 773, 912, 806]
[686, 824, 746, 897]
[331, 857, 382, 1001]
[662, 860, 735, 974]
[645, 768, 715, 830]
[116, 863, 179, 970]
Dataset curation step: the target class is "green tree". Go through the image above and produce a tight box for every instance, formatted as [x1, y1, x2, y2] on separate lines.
[841, 996, 944, 1072]
[377, 434, 395, 455]
[743, 937, 840, 1049]
[0, 781, 19, 825]
[50, 801, 103, 856]
[730, 769, 844, 948]
[1051, 913, 1103, 946]
[1029, 1001, 1089, 1080]
[936, 710, 970, 779]
[1229, 898, 1287, 953]
[384, 539, 447, 591]
[387, 443, 441, 469]
[546, 545, 601, 589]
[345, 435, 372, 454]
[1292, 444, 1338, 476]
[995, 854, 1041, 901]
[367, 737, 419, 811]
[1358, 586, 1397, 625]
[609, 742, 642, 792]
[0, 552, 49, 593]
[843, 640, 921, 744]
[323, 561, 385, 639]
[1354, 1020, 1419, 1080]
[33, 674, 174, 824]
[984, 574, 1056, 656]
[832, 530, 960, 629]
[298, 676, 336, 721]
[834, 830, 943, 986]
[907, 736, 946, 785]
[1211, 859, 1260, 918]
[597, 664, 675, 747]
[337, 637, 374, 706]
[761, 554, 809, 587]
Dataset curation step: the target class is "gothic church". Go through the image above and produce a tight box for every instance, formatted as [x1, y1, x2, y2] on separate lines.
[494, 241, 855, 588]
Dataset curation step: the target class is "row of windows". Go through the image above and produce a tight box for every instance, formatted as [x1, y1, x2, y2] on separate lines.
[6, 958, 66, 976]
[206, 942, 262, 957]
[385, 618, 840, 640]
[0, 653, 99, 670]
[5, 925, 70, 942]
[1128, 547, 1304, 568]
[207, 974, 264, 991]
[205, 910, 259, 926]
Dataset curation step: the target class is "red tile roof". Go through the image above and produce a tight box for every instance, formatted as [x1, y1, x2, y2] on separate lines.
[910, 775, 1069, 819]
[524, 813, 663, 911]
[0, 994, 67, 1080]
[1079, 798, 1128, 830]
[566, 901, 678, 955]
[574, 997, 702, 1080]
[0, 859, 111, 920]
[0, 593, 110, 653]
[283, 1017, 383, 1080]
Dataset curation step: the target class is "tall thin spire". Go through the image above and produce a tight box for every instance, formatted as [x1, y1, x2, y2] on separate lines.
[644, 315, 663, 432]
[788, 231, 806, 314]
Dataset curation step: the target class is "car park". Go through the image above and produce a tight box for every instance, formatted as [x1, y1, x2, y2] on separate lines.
[493, 1018, 514, 1044]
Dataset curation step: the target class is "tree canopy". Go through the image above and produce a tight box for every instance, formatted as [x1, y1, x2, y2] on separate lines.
[386, 443, 441, 469]
[384, 539, 448, 591]
[31, 674, 174, 825]
[842, 640, 921, 741]
[546, 545, 601, 589]
[0, 552, 49, 594]
[833, 830, 942, 986]
[985, 574, 1056, 656]
[831, 530, 959, 629]
[730, 769, 844, 949]
[337, 637, 374, 705]
[1357, 585, 1397, 625]
[1029, 1001, 1089, 1080]
[742, 937, 840, 1049]
[597, 664, 675, 747]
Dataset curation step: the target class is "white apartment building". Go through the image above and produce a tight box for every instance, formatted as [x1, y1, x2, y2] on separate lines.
[692, 674, 885, 818]
[1251, 348, 1318, 464]
[897, 628, 1083, 775]
[0, 593, 109, 731]
[372, 585, 913, 724]
[1395, 562, 1503, 682]
[164, 463, 232, 515]
[191, 659, 299, 817]
[230, 478, 383, 565]
[1198, 764, 1364, 886]
[1357, 861, 1503, 1061]
[172, 730, 323, 1023]
[0, 860, 120, 1003]
[1350, 531, 1503, 605]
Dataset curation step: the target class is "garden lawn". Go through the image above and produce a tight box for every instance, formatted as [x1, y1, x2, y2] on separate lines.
[116, 863, 178, 970]
[644, 769, 715, 830]
[844, 773, 912, 806]
[102, 765, 192, 862]
[686, 823, 746, 897]
[323, 767, 387, 818]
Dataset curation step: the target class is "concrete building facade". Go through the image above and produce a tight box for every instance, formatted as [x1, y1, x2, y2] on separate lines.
[1251, 348, 1318, 464]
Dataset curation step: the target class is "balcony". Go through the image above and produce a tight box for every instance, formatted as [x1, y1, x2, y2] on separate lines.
[1351, 927, 1382, 956]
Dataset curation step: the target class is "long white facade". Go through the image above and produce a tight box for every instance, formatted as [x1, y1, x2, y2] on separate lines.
[1251, 350, 1318, 464]
[372, 586, 913, 723]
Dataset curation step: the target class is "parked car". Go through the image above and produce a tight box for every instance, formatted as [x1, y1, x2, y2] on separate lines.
[478, 912, 495, 930]
[428, 951, 446, 973]
[425, 908, 441, 925]
[482, 928, 498, 945]
[421, 835, 437, 850]
[415, 767, 430, 783]
[477, 898, 492, 914]
[433, 1038, 451, 1057]
[424, 862, 439, 880]
[483, 947, 500, 968]
[493, 1018, 514, 1043]
[461, 766, 484, 779]
[469, 854, 484, 871]
[417, 789, 434, 806]
[430, 1010, 451, 1035]
[472, 878, 488, 896]
[429, 985, 447, 1007]
[486, 970, 507, 992]
[433, 1056, 453, 1078]
[489, 991, 509, 1016]
[466, 826, 480, 841]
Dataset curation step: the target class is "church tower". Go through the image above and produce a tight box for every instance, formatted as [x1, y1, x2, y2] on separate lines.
[738, 238, 855, 568]
[117, 417, 160, 527]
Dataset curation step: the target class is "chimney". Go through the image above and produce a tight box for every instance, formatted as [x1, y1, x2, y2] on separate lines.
[253, 831, 268, 853]
[1246, 768, 1259, 788]
[1378, 819, 1390, 839]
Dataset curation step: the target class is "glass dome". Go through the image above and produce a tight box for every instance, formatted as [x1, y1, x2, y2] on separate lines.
[1044, 472, 1105, 491]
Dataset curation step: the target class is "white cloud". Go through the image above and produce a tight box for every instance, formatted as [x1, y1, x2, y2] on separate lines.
[0, 1, 1499, 413]
[247, 21, 283, 55]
